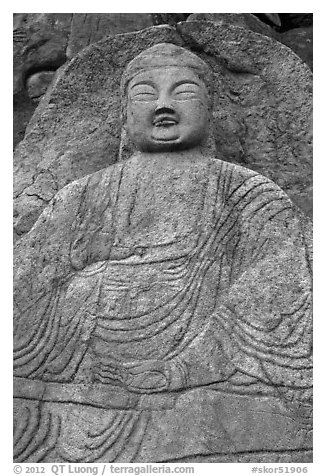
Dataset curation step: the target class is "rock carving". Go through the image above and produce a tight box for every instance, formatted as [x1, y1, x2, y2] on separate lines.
[14, 43, 312, 463]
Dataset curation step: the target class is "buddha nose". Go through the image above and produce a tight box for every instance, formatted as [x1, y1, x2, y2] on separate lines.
[155, 91, 175, 113]
[154, 105, 175, 116]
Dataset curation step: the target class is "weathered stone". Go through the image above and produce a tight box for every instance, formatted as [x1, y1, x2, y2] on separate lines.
[151, 13, 190, 26]
[26, 71, 56, 101]
[13, 91, 38, 147]
[13, 14, 313, 151]
[187, 13, 279, 39]
[13, 43, 312, 463]
[188, 13, 312, 71]
[177, 21, 313, 216]
[280, 26, 313, 71]
[13, 13, 156, 149]
[13, 13, 155, 96]
[13, 14, 73, 148]
[13, 26, 181, 238]
[13, 22, 312, 240]
[13, 13, 72, 96]
[66, 13, 154, 59]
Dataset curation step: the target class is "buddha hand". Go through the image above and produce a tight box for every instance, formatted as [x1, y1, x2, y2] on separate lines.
[121, 359, 185, 394]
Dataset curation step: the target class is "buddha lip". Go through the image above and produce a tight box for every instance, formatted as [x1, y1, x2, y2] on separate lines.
[153, 116, 178, 127]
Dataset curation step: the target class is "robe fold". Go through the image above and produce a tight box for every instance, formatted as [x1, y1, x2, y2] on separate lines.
[14, 155, 312, 462]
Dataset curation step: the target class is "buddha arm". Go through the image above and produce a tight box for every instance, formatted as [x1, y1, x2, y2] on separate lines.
[126, 204, 312, 400]
[168, 206, 312, 400]
[14, 168, 117, 381]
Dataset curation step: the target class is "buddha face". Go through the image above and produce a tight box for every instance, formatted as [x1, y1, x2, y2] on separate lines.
[126, 66, 210, 152]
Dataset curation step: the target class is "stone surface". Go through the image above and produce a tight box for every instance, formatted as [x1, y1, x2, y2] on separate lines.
[66, 13, 154, 59]
[177, 21, 313, 216]
[151, 13, 190, 26]
[26, 71, 56, 101]
[13, 14, 313, 150]
[187, 13, 279, 39]
[13, 91, 39, 148]
[188, 13, 312, 71]
[13, 13, 72, 97]
[280, 27, 313, 71]
[13, 22, 312, 240]
[13, 14, 73, 148]
[13, 13, 156, 149]
[13, 43, 312, 463]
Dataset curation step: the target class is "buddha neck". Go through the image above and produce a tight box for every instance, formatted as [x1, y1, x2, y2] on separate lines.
[129, 147, 211, 171]
[112, 151, 213, 248]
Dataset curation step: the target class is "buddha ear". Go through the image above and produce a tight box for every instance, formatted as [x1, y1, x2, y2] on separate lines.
[118, 125, 135, 162]
[120, 94, 128, 124]
[118, 94, 131, 162]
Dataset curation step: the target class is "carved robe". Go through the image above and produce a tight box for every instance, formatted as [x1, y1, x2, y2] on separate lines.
[14, 155, 312, 462]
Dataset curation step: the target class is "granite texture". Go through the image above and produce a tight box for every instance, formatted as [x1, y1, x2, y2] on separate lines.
[13, 22, 312, 240]
[188, 13, 312, 71]
[13, 14, 72, 147]
[281, 26, 313, 71]
[13, 13, 155, 148]
[187, 13, 279, 40]
[14, 43, 312, 463]
[13, 14, 313, 149]
[14, 155, 313, 462]
[26, 71, 56, 101]
[66, 13, 154, 59]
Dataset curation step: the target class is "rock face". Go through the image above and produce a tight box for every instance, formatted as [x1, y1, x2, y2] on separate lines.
[187, 13, 279, 39]
[188, 13, 313, 70]
[13, 160, 313, 463]
[26, 71, 56, 101]
[13, 42, 312, 463]
[66, 13, 154, 59]
[13, 22, 312, 239]
[151, 13, 190, 26]
[13, 13, 313, 149]
[13, 13, 72, 147]
[281, 26, 313, 71]
[13, 13, 155, 148]
[13, 14, 72, 97]
[178, 21, 313, 217]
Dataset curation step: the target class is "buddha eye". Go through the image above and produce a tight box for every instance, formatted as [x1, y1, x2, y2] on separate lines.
[129, 84, 157, 102]
[173, 84, 200, 100]
[173, 90, 198, 100]
[132, 92, 157, 101]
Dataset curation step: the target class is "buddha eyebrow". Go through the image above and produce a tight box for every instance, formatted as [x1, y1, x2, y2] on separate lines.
[129, 81, 156, 91]
[173, 80, 201, 88]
